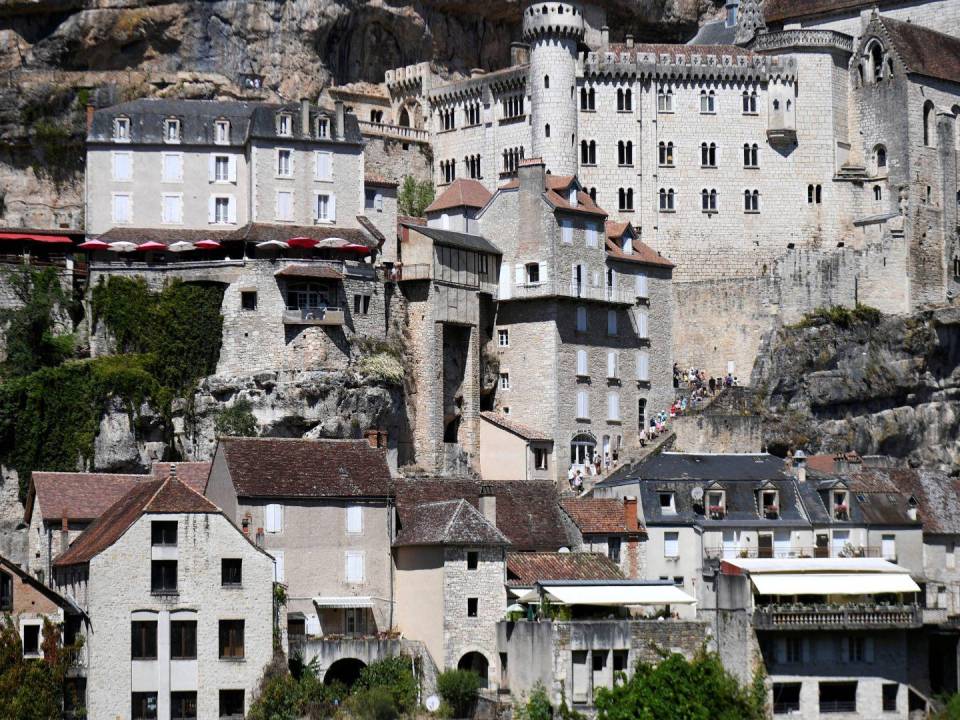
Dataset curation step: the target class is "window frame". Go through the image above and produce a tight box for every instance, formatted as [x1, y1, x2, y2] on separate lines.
[170, 619, 198, 660]
[218, 619, 245, 660]
[221, 558, 243, 587]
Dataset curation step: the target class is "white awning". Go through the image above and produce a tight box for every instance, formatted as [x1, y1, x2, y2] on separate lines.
[750, 573, 920, 596]
[312, 596, 374, 608]
[518, 584, 696, 606]
[724, 558, 907, 574]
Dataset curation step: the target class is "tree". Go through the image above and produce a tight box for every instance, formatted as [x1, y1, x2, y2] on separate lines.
[0, 266, 75, 378]
[213, 398, 258, 437]
[398, 176, 435, 217]
[436, 669, 482, 717]
[593, 650, 766, 720]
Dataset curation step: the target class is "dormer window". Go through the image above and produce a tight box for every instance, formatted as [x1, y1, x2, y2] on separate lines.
[277, 113, 292, 137]
[164, 118, 181, 143]
[707, 490, 725, 519]
[622, 233, 633, 254]
[659, 492, 676, 515]
[317, 118, 329, 139]
[215, 120, 230, 145]
[114, 117, 130, 142]
[833, 490, 849, 520]
[761, 489, 780, 519]
[568, 187, 577, 207]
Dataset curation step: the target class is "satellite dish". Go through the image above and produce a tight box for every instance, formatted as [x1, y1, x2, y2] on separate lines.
[558, 546, 570, 553]
[691, 487, 704, 502]
[426, 695, 441, 713]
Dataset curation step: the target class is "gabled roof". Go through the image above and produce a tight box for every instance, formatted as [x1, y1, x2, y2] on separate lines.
[393, 499, 510, 547]
[560, 498, 643, 534]
[395, 479, 576, 552]
[499, 171, 607, 217]
[506, 551, 623, 587]
[217, 437, 393, 499]
[54, 477, 219, 568]
[765, 0, 892, 24]
[401, 223, 501, 255]
[604, 222, 675, 269]
[480, 412, 551, 443]
[26, 472, 148, 524]
[425, 179, 493, 214]
[616, 452, 791, 483]
[873, 16, 960, 85]
[152, 462, 210, 495]
[0, 554, 81, 613]
[895, 469, 960, 535]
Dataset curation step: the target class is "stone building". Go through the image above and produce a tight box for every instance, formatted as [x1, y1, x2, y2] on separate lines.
[560, 496, 646, 578]
[478, 412, 554, 482]
[52, 474, 274, 720]
[377, 0, 960, 378]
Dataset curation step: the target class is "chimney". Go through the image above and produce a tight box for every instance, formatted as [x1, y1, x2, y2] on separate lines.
[601, 25, 610, 50]
[85, 104, 95, 133]
[334, 100, 345, 140]
[300, 98, 311, 137]
[792, 449, 807, 483]
[364, 428, 387, 449]
[60, 515, 69, 555]
[479, 484, 497, 526]
[623, 496, 638, 532]
[510, 42, 529, 66]
[518, 157, 546, 196]
[625, 33, 635, 48]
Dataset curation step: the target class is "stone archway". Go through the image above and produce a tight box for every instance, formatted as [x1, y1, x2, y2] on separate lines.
[398, 107, 410, 127]
[325, 657, 366, 687]
[457, 651, 489, 688]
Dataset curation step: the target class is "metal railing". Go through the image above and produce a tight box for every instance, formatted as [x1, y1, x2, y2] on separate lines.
[754, 604, 921, 630]
[704, 545, 892, 560]
[819, 700, 857, 714]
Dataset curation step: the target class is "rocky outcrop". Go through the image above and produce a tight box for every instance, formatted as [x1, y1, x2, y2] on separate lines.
[752, 306, 960, 472]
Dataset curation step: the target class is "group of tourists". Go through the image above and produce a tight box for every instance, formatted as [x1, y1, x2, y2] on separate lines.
[673, 363, 738, 394]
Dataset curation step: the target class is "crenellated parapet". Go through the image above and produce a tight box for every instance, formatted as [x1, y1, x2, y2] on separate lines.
[750, 29, 855, 55]
[580, 48, 797, 82]
[522, 1, 586, 42]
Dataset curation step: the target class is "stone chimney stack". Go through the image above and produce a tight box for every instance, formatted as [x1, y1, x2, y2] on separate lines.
[625, 33, 635, 48]
[623, 496, 639, 532]
[335, 100, 345, 140]
[510, 42, 529, 66]
[792, 449, 807, 483]
[479, 484, 497, 526]
[300, 98, 311, 137]
[518, 157, 546, 197]
[601, 25, 609, 49]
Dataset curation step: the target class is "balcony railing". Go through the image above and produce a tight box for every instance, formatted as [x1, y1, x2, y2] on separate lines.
[754, 604, 922, 630]
[819, 700, 857, 714]
[283, 307, 345, 325]
[357, 120, 430, 143]
[393, 263, 432, 281]
[506, 280, 636, 305]
[704, 545, 892, 560]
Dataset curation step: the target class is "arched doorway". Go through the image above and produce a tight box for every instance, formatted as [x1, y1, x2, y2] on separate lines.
[325, 658, 366, 687]
[398, 107, 410, 127]
[457, 651, 489, 688]
[570, 433, 596, 473]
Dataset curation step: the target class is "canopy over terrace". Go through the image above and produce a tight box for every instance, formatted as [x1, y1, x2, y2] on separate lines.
[721, 558, 921, 596]
[518, 580, 697, 606]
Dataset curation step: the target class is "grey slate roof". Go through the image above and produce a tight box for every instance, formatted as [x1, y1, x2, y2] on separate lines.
[896, 469, 960, 535]
[403, 223, 502, 256]
[394, 499, 510, 547]
[688, 18, 737, 46]
[603, 452, 791, 485]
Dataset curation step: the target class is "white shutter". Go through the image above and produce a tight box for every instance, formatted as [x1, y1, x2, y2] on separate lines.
[540, 262, 549, 283]
[328, 194, 336, 222]
[208, 154, 215, 182]
[638, 310, 649, 339]
[499, 263, 511, 299]
[592, 270, 600, 287]
[577, 349, 588, 376]
[608, 392, 620, 420]
[345, 552, 364, 583]
[607, 351, 617, 379]
[265, 504, 281, 533]
[346, 505, 362, 534]
[228, 195, 237, 224]
[515, 264, 524, 285]
[228, 155, 237, 183]
[273, 550, 285, 582]
[636, 273, 648, 298]
[208, 196, 215, 223]
[637, 350, 649, 382]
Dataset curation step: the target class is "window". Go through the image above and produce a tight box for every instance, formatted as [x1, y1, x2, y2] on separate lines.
[219, 620, 245, 659]
[635, 272, 648, 298]
[700, 142, 717, 167]
[22, 624, 40, 656]
[171, 620, 197, 659]
[502, 147, 524, 174]
[700, 90, 716, 113]
[222, 558, 242, 586]
[171, 692, 197, 720]
[617, 87, 632, 112]
[112, 193, 131, 224]
[132, 692, 158, 720]
[659, 188, 675, 211]
[659, 493, 676, 514]
[579, 87, 595, 111]
[0, 572, 11, 611]
[618, 141, 633, 166]
[265, 503, 283, 533]
[164, 118, 180, 143]
[923, 101, 935, 147]
[114, 117, 130, 141]
[658, 141, 674, 166]
[881, 534, 896, 560]
[241, 291, 257, 311]
[220, 690, 245, 719]
[365, 189, 384, 211]
[277, 113, 292, 136]
[209, 154, 228, 182]
[807, 184, 823, 204]
[353, 294, 371, 315]
[112, 151, 132, 181]
[743, 143, 759, 168]
[773, 683, 801, 715]
[882, 684, 898, 712]
[503, 94, 525, 119]
[874, 145, 887, 171]
[873, 185, 882, 201]
[785, 637, 803, 663]
[607, 351, 619, 380]
[576, 390, 589, 419]
[608, 537, 621, 563]
[534, 447, 548, 470]
[466, 550, 479, 570]
[215, 119, 230, 144]
[151, 560, 177, 594]
[315, 193, 335, 223]
[576, 306, 587, 332]
[664, 531, 679, 557]
[162, 194, 183, 224]
[498, 329, 509, 347]
[467, 598, 478, 617]
[276, 191, 293, 221]
[847, 636, 866, 662]
[499, 372, 510, 390]
[570, 434, 595, 466]
[701, 188, 718, 212]
[315, 151, 332, 181]
[526, 263, 540, 284]
[159, 152, 184, 183]
[561, 219, 573, 244]
[213, 196, 232, 224]
[580, 140, 597, 165]
[440, 159, 456, 183]
[576, 349, 588, 376]
[346, 505, 363, 534]
[131, 620, 158, 659]
[607, 310, 617, 336]
[618, 188, 634, 211]
[277, 149, 292, 177]
[607, 392, 620, 421]
[636, 350, 649, 382]
[345, 551, 364, 583]
[151, 521, 177, 546]
[742, 90, 758, 114]
[544, 123, 550, 138]
[465, 154, 481, 179]
[657, 87, 673, 113]
[744, 189, 760, 213]
[316, 118, 329, 139]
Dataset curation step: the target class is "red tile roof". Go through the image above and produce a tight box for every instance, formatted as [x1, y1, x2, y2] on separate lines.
[500, 173, 608, 217]
[27, 472, 148, 524]
[877, 17, 960, 85]
[507, 551, 623, 587]
[365, 174, 399, 188]
[561, 498, 644, 534]
[480, 412, 552, 442]
[604, 223, 675, 269]
[394, 499, 510, 546]
[218, 437, 393, 498]
[54, 477, 219, 567]
[425, 179, 493, 213]
[152, 462, 210, 495]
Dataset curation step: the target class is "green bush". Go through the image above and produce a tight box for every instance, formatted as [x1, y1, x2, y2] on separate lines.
[436, 669, 482, 718]
[515, 684, 553, 720]
[214, 398, 258, 437]
[358, 352, 405, 385]
[397, 176, 435, 217]
[355, 656, 419, 714]
[347, 685, 400, 720]
[795, 303, 882, 330]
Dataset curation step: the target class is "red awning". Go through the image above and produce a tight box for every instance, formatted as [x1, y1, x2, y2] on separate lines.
[194, 240, 222, 250]
[288, 236, 318, 249]
[0, 232, 73, 245]
[341, 243, 372, 253]
[137, 241, 167, 251]
[78, 239, 110, 250]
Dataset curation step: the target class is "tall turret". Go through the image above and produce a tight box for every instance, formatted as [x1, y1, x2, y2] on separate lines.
[523, 1, 584, 175]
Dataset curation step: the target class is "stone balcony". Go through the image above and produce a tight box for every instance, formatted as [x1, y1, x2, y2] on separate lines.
[357, 120, 429, 144]
[506, 280, 636, 305]
[283, 306, 345, 326]
[753, 603, 922, 630]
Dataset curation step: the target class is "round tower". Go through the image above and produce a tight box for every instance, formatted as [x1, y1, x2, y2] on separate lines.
[523, 1, 584, 176]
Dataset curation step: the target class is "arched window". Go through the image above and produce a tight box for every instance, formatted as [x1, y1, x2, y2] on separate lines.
[588, 140, 596, 164]
[869, 41, 884, 82]
[701, 188, 717, 212]
[617, 141, 633, 166]
[580, 88, 588, 110]
[923, 101, 936, 146]
[624, 88, 632, 111]
[588, 88, 595, 110]
[701, 143, 717, 167]
[744, 189, 760, 212]
[545, 124, 550, 138]
[544, 75, 550, 89]
[659, 188, 675, 211]
[570, 433, 596, 467]
[700, 89, 716, 113]
[617, 88, 624, 111]
[588, 187, 597, 202]
[657, 87, 673, 113]
[618, 188, 634, 211]
[874, 185, 882, 201]
[580, 140, 589, 164]
[743, 143, 759, 168]
[742, 90, 758, 114]
[773, 99, 780, 111]
[874, 145, 887, 171]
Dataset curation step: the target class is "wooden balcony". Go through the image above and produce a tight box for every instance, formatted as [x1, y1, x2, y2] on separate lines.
[754, 603, 922, 630]
[283, 307, 345, 326]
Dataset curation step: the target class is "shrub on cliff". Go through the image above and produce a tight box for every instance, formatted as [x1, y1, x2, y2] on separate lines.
[795, 303, 881, 330]
[214, 398, 258, 437]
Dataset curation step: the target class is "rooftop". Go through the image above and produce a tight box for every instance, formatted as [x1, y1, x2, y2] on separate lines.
[479, 411, 551, 442]
[402, 223, 502, 256]
[393, 499, 510, 547]
[506, 551, 624, 587]
[876, 16, 960, 85]
[610, 452, 791, 483]
[425, 179, 493, 213]
[26, 472, 147, 524]
[561, 498, 643, 534]
[604, 223, 675, 269]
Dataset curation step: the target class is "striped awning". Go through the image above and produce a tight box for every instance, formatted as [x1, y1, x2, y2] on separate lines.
[312, 596, 374, 608]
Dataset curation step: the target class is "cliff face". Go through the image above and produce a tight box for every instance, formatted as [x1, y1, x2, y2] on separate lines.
[0, 0, 721, 229]
[752, 307, 960, 472]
